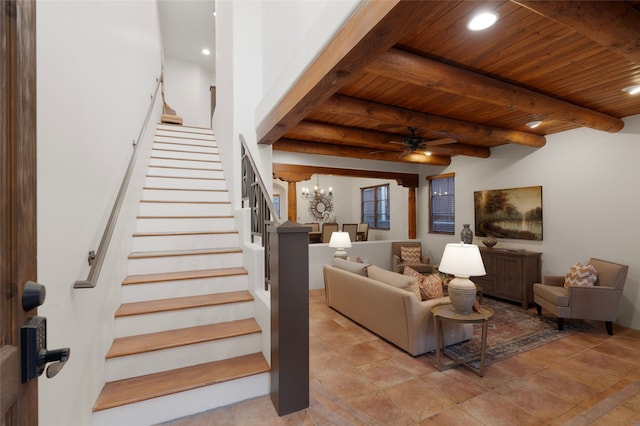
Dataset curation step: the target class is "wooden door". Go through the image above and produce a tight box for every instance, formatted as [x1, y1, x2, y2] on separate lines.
[0, 1, 38, 424]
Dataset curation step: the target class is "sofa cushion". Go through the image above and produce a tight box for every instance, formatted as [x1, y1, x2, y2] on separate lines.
[402, 266, 444, 301]
[368, 265, 420, 300]
[564, 262, 598, 288]
[400, 246, 422, 263]
[332, 257, 370, 276]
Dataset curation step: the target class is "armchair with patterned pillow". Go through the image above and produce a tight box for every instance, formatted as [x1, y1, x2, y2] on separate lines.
[533, 258, 629, 335]
[391, 241, 433, 274]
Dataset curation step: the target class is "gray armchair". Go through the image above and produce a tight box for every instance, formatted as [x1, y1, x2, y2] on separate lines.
[533, 258, 629, 335]
[391, 241, 432, 274]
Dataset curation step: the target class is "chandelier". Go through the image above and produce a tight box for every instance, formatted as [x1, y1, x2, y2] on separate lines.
[301, 176, 334, 220]
[301, 176, 332, 200]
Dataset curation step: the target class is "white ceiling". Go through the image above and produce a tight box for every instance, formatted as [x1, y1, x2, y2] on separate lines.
[157, 0, 216, 73]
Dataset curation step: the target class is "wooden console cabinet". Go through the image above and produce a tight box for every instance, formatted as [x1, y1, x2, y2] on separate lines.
[474, 247, 542, 308]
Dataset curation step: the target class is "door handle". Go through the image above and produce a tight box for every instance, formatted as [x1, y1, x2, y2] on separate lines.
[20, 282, 70, 383]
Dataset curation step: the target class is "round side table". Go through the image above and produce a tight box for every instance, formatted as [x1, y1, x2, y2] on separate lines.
[431, 303, 494, 377]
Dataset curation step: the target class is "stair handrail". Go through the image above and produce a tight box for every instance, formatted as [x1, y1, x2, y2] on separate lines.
[74, 76, 162, 289]
[240, 134, 284, 290]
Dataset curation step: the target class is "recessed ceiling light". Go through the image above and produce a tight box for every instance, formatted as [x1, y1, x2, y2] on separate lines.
[467, 11, 499, 31]
[424, 151, 432, 157]
[527, 121, 542, 129]
[202, 48, 210, 56]
[622, 84, 640, 95]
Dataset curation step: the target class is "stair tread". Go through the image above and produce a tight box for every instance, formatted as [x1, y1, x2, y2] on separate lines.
[93, 352, 268, 412]
[115, 291, 254, 317]
[148, 164, 218, 172]
[122, 267, 247, 285]
[152, 148, 218, 156]
[154, 142, 217, 150]
[136, 215, 233, 219]
[143, 187, 228, 192]
[106, 318, 260, 358]
[151, 156, 220, 163]
[140, 200, 230, 204]
[128, 247, 241, 259]
[145, 174, 224, 181]
[132, 230, 238, 237]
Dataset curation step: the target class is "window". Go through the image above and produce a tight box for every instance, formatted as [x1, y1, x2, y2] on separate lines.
[428, 173, 455, 234]
[361, 184, 390, 230]
[272, 194, 280, 219]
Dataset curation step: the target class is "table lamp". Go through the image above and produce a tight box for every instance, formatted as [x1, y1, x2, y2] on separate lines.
[328, 232, 351, 259]
[438, 242, 486, 314]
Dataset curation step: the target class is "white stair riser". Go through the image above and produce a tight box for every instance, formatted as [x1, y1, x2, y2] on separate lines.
[132, 232, 239, 252]
[153, 142, 218, 154]
[149, 157, 222, 170]
[156, 128, 215, 137]
[151, 149, 219, 162]
[155, 132, 215, 142]
[138, 201, 231, 216]
[147, 166, 224, 180]
[127, 252, 242, 275]
[104, 333, 262, 382]
[144, 176, 227, 190]
[114, 301, 255, 338]
[135, 217, 235, 233]
[121, 274, 248, 303]
[92, 373, 268, 426]
[142, 189, 228, 202]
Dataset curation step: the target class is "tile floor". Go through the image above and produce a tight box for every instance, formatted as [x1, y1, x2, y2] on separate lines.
[163, 289, 640, 425]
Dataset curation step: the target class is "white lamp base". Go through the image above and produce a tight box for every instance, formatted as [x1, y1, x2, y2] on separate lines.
[333, 248, 348, 260]
[447, 275, 477, 314]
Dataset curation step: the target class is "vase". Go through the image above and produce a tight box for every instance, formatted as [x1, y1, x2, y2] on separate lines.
[461, 224, 473, 244]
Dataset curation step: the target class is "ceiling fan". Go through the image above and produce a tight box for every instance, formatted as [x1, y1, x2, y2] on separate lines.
[390, 127, 457, 158]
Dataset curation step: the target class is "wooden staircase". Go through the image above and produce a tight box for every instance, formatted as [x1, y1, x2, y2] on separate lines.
[92, 124, 269, 426]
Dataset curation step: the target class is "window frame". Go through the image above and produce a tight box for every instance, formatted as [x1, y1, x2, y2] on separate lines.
[360, 183, 390, 230]
[427, 173, 455, 234]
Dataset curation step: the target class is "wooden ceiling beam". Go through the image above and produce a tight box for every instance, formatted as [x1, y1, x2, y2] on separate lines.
[366, 48, 625, 133]
[273, 139, 451, 166]
[285, 121, 491, 158]
[320, 95, 546, 148]
[256, 1, 439, 145]
[285, 121, 391, 150]
[272, 163, 419, 188]
[512, 1, 640, 66]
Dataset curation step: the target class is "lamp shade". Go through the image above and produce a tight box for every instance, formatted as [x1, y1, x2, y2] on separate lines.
[438, 243, 486, 277]
[328, 232, 352, 248]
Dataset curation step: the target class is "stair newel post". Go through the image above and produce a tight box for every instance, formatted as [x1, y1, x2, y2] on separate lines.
[268, 221, 310, 415]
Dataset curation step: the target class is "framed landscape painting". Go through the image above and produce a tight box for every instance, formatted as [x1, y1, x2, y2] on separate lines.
[474, 186, 543, 241]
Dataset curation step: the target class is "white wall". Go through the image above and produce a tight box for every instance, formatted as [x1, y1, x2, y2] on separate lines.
[37, 1, 163, 424]
[421, 115, 640, 329]
[163, 57, 214, 128]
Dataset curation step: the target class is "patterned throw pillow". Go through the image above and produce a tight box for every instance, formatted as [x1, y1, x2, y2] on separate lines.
[564, 262, 598, 287]
[420, 274, 444, 300]
[403, 266, 443, 301]
[401, 246, 422, 263]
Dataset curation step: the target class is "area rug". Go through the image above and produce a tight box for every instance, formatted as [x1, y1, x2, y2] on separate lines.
[443, 297, 591, 368]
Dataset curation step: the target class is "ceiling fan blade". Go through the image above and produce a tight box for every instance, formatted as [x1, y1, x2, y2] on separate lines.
[389, 140, 405, 146]
[425, 138, 457, 147]
[399, 150, 411, 159]
[368, 149, 388, 155]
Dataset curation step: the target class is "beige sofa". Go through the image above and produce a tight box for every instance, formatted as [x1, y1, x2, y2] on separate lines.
[323, 263, 473, 356]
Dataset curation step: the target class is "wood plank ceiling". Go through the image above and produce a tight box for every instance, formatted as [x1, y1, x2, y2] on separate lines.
[259, 1, 640, 166]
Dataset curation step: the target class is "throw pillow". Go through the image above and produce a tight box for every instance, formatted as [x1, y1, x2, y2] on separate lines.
[332, 257, 370, 276]
[403, 266, 444, 301]
[401, 246, 422, 264]
[368, 265, 421, 301]
[420, 274, 444, 300]
[564, 262, 598, 287]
